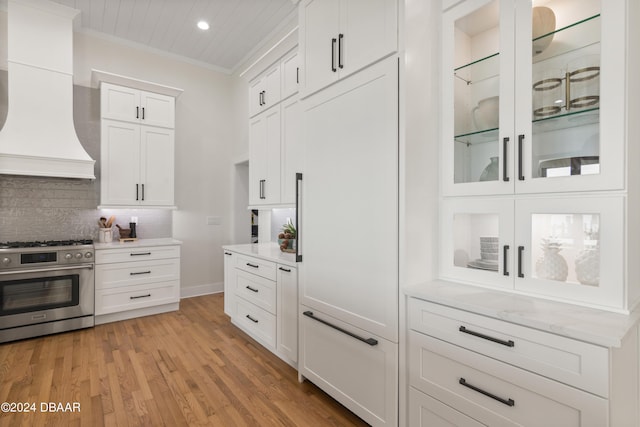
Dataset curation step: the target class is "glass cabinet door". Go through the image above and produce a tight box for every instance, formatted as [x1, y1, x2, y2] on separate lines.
[440, 198, 514, 289]
[514, 197, 624, 311]
[514, 0, 624, 192]
[442, 0, 515, 196]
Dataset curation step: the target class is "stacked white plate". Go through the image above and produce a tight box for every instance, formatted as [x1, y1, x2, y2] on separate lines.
[468, 236, 499, 271]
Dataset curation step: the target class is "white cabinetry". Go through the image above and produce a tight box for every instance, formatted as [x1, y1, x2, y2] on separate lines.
[223, 248, 298, 366]
[298, 0, 398, 97]
[437, 0, 639, 313]
[95, 242, 180, 324]
[406, 291, 640, 426]
[99, 81, 178, 208]
[248, 48, 301, 207]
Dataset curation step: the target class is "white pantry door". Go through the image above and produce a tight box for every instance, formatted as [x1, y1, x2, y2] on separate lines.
[300, 56, 399, 342]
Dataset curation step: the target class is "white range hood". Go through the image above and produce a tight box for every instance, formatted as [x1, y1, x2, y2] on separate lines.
[0, 0, 95, 179]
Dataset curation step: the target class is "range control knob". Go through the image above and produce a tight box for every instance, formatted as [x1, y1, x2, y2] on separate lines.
[75, 253, 83, 259]
[1, 257, 10, 265]
[84, 252, 93, 259]
[65, 253, 73, 260]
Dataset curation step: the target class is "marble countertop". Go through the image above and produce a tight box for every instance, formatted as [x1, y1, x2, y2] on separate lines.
[405, 280, 640, 348]
[222, 243, 297, 267]
[94, 237, 182, 250]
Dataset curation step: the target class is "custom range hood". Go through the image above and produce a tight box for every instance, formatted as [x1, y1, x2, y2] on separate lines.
[0, 0, 95, 179]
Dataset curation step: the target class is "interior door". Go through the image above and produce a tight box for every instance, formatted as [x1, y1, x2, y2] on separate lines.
[300, 56, 399, 342]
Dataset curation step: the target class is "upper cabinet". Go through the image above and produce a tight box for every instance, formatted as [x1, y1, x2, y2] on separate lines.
[249, 63, 282, 118]
[101, 82, 175, 129]
[298, 0, 398, 97]
[442, 0, 624, 196]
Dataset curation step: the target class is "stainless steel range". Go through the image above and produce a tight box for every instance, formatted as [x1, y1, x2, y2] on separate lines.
[0, 240, 95, 343]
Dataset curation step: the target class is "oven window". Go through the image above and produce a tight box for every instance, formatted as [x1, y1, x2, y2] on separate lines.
[0, 275, 80, 316]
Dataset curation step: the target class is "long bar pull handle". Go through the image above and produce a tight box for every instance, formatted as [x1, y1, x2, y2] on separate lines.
[278, 267, 291, 272]
[459, 326, 514, 347]
[331, 38, 337, 72]
[141, 184, 145, 201]
[246, 314, 259, 323]
[136, 184, 139, 201]
[130, 252, 152, 256]
[224, 252, 233, 256]
[459, 378, 515, 407]
[246, 263, 259, 269]
[518, 246, 525, 278]
[142, 107, 145, 120]
[503, 137, 510, 182]
[296, 67, 299, 84]
[136, 106, 139, 119]
[245, 286, 259, 293]
[130, 294, 151, 300]
[518, 134, 525, 181]
[503, 245, 510, 276]
[130, 271, 151, 276]
[338, 33, 344, 69]
[303, 311, 378, 346]
[295, 172, 303, 262]
[0, 264, 94, 276]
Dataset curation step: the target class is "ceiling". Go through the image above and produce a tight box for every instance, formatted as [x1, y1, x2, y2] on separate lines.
[49, 0, 298, 74]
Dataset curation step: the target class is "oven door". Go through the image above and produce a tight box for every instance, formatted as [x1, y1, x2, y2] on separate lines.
[0, 264, 94, 330]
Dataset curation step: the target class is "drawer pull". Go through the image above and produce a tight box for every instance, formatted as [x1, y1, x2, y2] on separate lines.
[130, 271, 151, 276]
[130, 294, 151, 300]
[245, 285, 259, 293]
[246, 314, 259, 323]
[303, 311, 378, 346]
[130, 252, 151, 257]
[224, 252, 233, 256]
[278, 267, 291, 272]
[459, 326, 515, 347]
[459, 378, 515, 407]
[246, 263, 259, 268]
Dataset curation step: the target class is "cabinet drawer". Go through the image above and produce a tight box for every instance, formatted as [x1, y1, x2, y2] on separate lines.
[96, 245, 180, 264]
[234, 297, 276, 348]
[409, 387, 485, 427]
[96, 281, 179, 315]
[235, 255, 276, 281]
[409, 331, 607, 427]
[299, 307, 397, 426]
[95, 258, 179, 289]
[235, 270, 276, 314]
[408, 298, 609, 397]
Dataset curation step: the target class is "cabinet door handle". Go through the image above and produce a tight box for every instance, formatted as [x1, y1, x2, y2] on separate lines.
[459, 378, 515, 407]
[136, 106, 139, 119]
[246, 263, 259, 268]
[296, 67, 299, 84]
[278, 267, 291, 272]
[130, 294, 151, 300]
[295, 172, 303, 262]
[130, 271, 151, 276]
[303, 311, 378, 346]
[518, 134, 525, 181]
[245, 285, 259, 293]
[338, 33, 344, 69]
[503, 245, 510, 276]
[246, 314, 259, 323]
[331, 38, 337, 72]
[259, 179, 266, 199]
[503, 137, 510, 182]
[458, 326, 514, 347]
[142, 107, 145, 120]
[130, 252, 152, 256]
[136, 183, 139, 201]
[517, 246, 525, 278]
[141, 183, 145, 201]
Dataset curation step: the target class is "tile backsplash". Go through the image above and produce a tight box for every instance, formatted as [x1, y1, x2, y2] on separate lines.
[0, 72, 172, 242]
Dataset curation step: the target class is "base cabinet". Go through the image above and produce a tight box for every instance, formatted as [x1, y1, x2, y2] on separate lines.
[223, 249, 298, 366]
[95, 242, 180, 324]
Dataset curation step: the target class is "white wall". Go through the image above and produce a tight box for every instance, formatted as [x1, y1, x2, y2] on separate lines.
[71, 32, 237, 296]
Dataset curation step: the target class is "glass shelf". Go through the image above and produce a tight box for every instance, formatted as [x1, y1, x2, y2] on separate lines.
[532, 107, 599, 133]
[455, 128, 499, 146]
[533, 14, 600, 51]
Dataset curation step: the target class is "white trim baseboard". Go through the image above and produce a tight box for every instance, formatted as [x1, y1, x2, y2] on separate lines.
[180, 282, 223, 299]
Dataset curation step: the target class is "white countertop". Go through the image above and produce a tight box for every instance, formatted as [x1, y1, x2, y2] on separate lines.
[94, 237, 182, 250]
[405, 280, 640, 348]
[222, 243, 297, 267]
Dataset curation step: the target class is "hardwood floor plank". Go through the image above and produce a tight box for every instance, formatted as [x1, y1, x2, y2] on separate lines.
[0, 294, 368, 427]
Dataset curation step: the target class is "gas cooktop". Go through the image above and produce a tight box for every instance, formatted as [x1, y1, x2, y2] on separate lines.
[0, 239, 93, 250]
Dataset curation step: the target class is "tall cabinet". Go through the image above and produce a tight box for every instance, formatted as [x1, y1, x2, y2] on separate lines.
[95, 73, 182, 208]
[298, 1, 399, 425]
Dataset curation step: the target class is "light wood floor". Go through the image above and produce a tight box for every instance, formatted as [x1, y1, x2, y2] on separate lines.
[0, 294, 368, 426]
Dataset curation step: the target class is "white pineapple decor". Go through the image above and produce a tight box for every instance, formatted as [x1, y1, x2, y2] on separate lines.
[575, 235, 600, 286]
[535, 238, 568, 282]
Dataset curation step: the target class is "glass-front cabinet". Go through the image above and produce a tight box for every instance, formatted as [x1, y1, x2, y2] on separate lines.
[441, 196, 625, 311]
[442, 0, 625, 196]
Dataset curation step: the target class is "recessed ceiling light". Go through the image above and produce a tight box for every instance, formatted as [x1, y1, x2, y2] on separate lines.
[197, 20, 210, 30]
